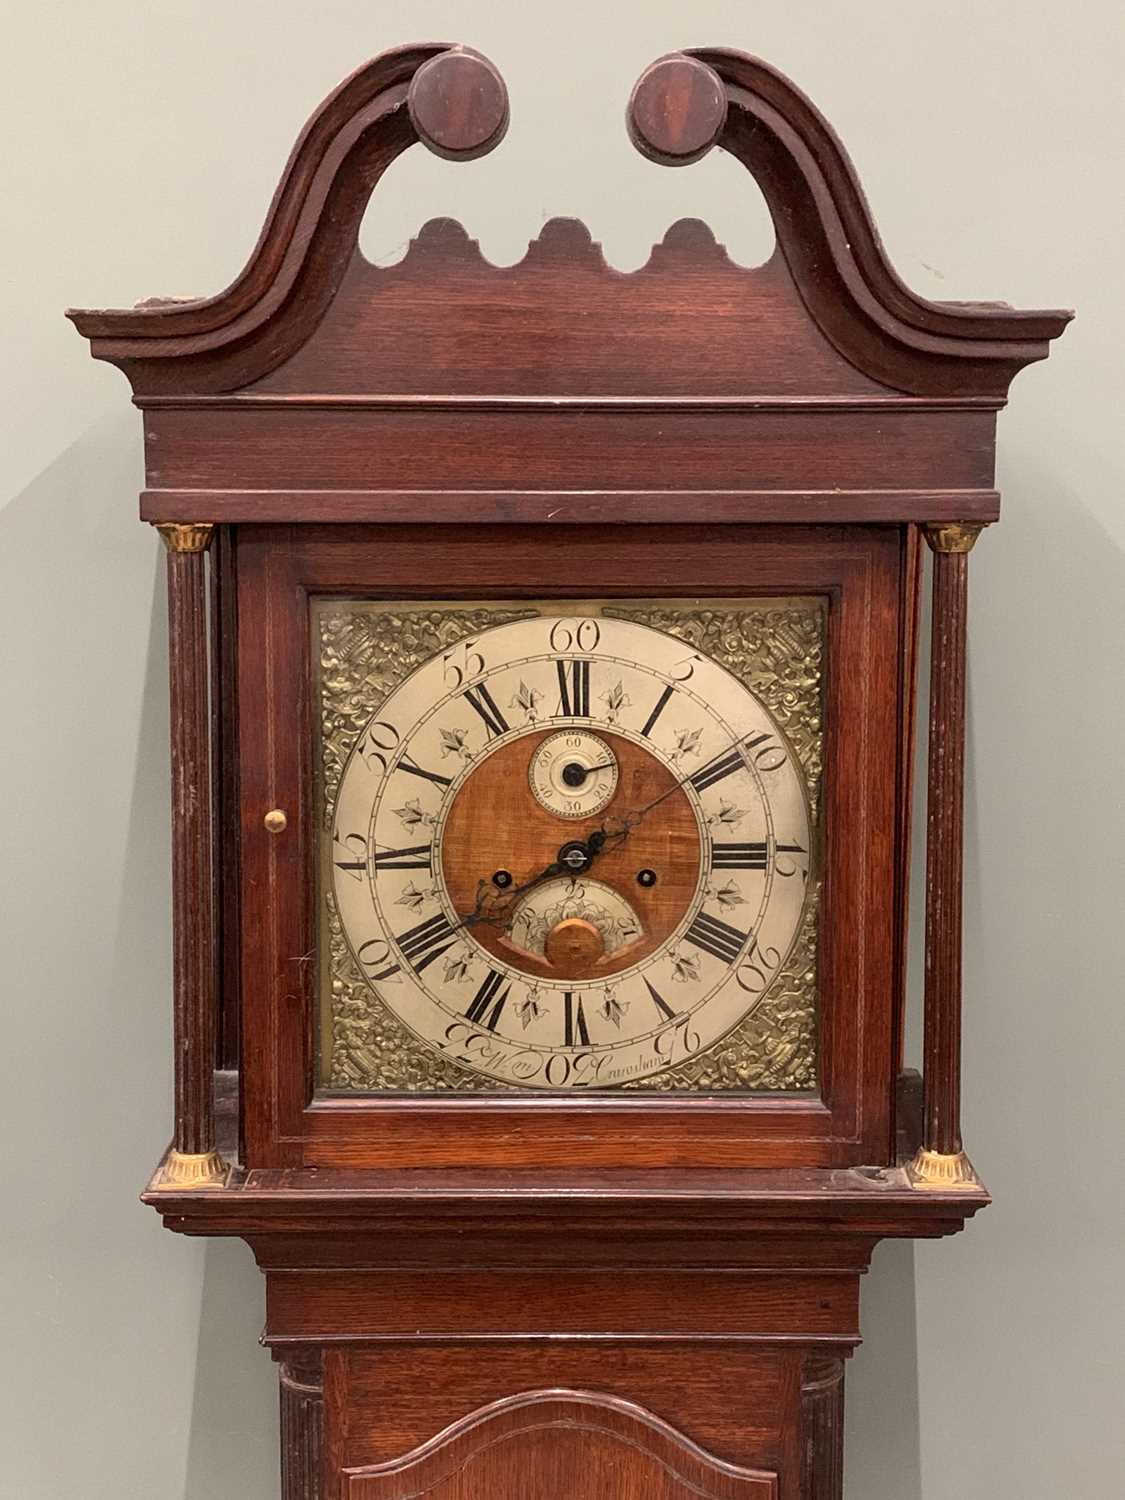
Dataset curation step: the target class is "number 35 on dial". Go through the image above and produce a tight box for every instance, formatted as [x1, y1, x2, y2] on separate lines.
[325, 603, 815, 1090]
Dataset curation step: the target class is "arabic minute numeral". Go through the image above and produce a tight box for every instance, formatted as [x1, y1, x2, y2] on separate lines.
[461, 682, 510, 739]
[355, 937, 401, 982]
[743, 731, 787, 773]
[333, 831, 368, 880]
[442, 639, 486, 689]
[549, 618, 601, 653]
[736, 938, 783, 996]
[683, 911, 750, 964]
[357, 720, 399, 775]
[774, 841, 808, 877]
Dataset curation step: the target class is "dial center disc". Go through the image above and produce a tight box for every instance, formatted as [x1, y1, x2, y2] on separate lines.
[439, 727, 703, 981]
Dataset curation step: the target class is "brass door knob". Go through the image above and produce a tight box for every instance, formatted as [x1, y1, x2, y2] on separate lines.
[263, 808, 288, 834]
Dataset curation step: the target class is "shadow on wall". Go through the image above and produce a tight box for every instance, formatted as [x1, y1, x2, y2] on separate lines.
[184, 1240, 278, 1499]
[846, 1241, 922, 1500]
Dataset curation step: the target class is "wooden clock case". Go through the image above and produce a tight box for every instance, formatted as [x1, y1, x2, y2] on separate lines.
[68, 44, 1069, 1500]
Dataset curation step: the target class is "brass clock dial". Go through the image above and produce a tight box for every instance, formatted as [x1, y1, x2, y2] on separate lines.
[325, 605, 816, 1091]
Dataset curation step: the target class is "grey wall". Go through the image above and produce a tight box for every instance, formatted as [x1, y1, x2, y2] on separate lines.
[3, 4, 1121, 1497]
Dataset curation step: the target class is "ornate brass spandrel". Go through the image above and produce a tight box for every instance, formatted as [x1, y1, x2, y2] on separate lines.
[624, 876, 820, 1093]
[315, 603, 536, 825]
[314, 598, 824, 1095]
[603, 601, 824, 818]
[326, 889, 489, 1091]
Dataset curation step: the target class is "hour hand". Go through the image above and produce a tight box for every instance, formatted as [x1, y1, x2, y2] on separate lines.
[461, 857, 563, 931]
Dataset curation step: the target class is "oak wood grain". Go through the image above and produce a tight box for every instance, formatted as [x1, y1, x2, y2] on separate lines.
[341, 1391, 778, 1500]
[142, 403, 997, 498]
[329, 1344, 794, 1475]
[139, 486, 1004, 528]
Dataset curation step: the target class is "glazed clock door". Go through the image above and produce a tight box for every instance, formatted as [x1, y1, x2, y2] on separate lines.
[236, 523, 906, 1170]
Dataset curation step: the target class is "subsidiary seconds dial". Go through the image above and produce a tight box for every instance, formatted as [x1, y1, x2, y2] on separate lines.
[528, 729, 619, 818]
[330, 610, 812, 1089]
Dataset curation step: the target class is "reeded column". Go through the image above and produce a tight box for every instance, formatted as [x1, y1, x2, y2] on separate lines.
[151, 523, 228, 1189]
[280, 1355, 325, 1500]
[910, 522, 985, 1189]
[801, 1356, 844, 1500]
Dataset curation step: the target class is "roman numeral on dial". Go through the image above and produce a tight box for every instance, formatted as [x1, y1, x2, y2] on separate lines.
[556, 659, 591, 717]
[683, 911, 750, 964]
[371, 844, 432, 870]
[640, 683, 674, 738]
[564, 991, 590, 1046]
[710, 841, 807, 869]
[465, 968, 510, 1031]
[711, 842, 768, 870]
[396, 754, 452, 788]
[688, 747, 744, 793]
[643, 976, 678, 1022]
[462, 683, 509, 739]
[396, 912, 457, 974]
[688, 732, 785, 793]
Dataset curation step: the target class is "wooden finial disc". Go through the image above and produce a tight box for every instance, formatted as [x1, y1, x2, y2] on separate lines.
[628, 54, 727, 166]
[544, 918, 606, 972]
[408, 49, 509, 161]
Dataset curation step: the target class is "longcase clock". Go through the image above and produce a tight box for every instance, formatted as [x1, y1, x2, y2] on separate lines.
[68, 42, 1070, 1500]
